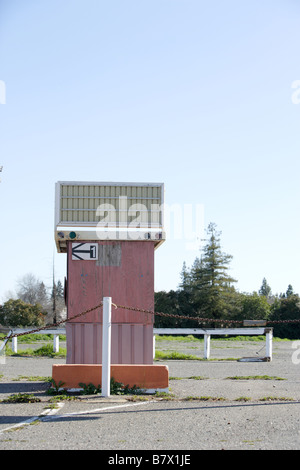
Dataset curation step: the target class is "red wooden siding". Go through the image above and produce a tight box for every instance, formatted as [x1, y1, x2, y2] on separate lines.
[66, 323, 154, 364]
[67, 240, 155, 324]
[65, 240, 155, 364]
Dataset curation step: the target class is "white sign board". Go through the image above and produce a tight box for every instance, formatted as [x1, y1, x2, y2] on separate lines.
[72, 243, 98, 260]
[55, 181, 165, 253]
[55, 181, 164, 227]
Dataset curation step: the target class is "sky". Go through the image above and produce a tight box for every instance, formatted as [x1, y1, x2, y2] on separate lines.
[1, 0, 300, 302]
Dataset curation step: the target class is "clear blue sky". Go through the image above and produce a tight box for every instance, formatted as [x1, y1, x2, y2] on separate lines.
[1, 0, 300, 302]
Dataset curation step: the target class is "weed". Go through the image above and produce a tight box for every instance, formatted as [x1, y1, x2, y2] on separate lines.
[79, 382, 101, 395]
[77, 378, 142, 396]
[2, 393, 41, 403]
[259, 396, 294, 402]
[154, 391, 175, 400]
[110, 378, 142, 395]
[47, 378, 65, 394]
[235, 396, 251, 402]
[126, 395, 149, 402]
[48, 395, 79, 402]
[188, 376, 207, 380]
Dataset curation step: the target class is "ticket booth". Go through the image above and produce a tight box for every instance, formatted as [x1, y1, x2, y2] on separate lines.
[52, 181, 169, 392]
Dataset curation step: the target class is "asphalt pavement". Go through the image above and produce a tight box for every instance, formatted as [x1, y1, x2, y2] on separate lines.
[0, 339, 299, 451]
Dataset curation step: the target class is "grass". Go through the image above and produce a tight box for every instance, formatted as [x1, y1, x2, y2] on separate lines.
[156, 335, 203, 342]
[31, 344, 66, 357]
[155, 350, 203, 361]
[155, 334, 269, 342]
[155, 350, 238, 361]
[156, 334, 294, 342]
[4, 344, 66, 358]
[12, 375, 51, 382]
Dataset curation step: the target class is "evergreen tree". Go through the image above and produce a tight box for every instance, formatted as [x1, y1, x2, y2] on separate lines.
[286, 284, 294, 297]
[36, 282, 48, 307]
[50, 279, 66, 325]
[259, 278, 272, 297]
[179, 261, 192, 292]
[57, 280, 64, 298]
[270, 295, 300, 339]
[189, 222, 238, 322]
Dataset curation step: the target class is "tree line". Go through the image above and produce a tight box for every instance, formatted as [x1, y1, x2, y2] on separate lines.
[1, 223, 299, 339]
[0, 273, 65, 328]
[154, 222, 300, 339]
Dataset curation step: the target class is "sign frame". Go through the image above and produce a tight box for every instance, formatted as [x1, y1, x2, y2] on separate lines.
[71, 242, 99, 261]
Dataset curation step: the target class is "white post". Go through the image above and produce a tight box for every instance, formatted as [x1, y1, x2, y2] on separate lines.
[266, 328, 273, 361]
[12, 336, 17, 353]
[204, 334, 210, 359]
[53, 334, 59, 353]
[153, 334, 156, 359]
[101, 297, 112, 397]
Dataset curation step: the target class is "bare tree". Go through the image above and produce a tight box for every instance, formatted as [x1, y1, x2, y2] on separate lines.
[16, 273, 66, 325]
[17, 273, 43, 305]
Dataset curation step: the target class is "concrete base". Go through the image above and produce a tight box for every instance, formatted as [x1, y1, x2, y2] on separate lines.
[52, 364, 169, 393]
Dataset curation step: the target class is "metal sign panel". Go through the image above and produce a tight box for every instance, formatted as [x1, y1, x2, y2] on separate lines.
[72, 243, 98, 260]
[55, 182, 165, 253]
[55, 181, 164, 228]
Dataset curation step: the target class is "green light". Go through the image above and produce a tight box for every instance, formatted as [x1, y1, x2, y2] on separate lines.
[69, 231, 77, 239]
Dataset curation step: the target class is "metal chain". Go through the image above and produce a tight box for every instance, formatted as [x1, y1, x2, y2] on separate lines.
[2, 299, 300, 343]
[265, 318, 300, 324]
[114, 304, 244, 324]
[115, 304, 300, 326]
[1, 302, 103, 341]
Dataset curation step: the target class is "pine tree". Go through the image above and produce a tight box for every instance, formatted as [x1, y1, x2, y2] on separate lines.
[286, 284, 294, 297]
[189, 222, 237, 321]
[259, 278, 272, 297]
[56, 280, 64, 298]
[36, 282, 48, 308]
[179, 261, 192, 292]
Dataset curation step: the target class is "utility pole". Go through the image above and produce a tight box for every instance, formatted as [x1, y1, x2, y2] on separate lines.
[52, 254, 57, 325]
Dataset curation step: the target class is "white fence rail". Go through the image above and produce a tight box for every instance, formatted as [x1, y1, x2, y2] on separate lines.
[4, 326, 273, 361]
[4, 328, 66, 354]
[153, 327, 273, 361]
